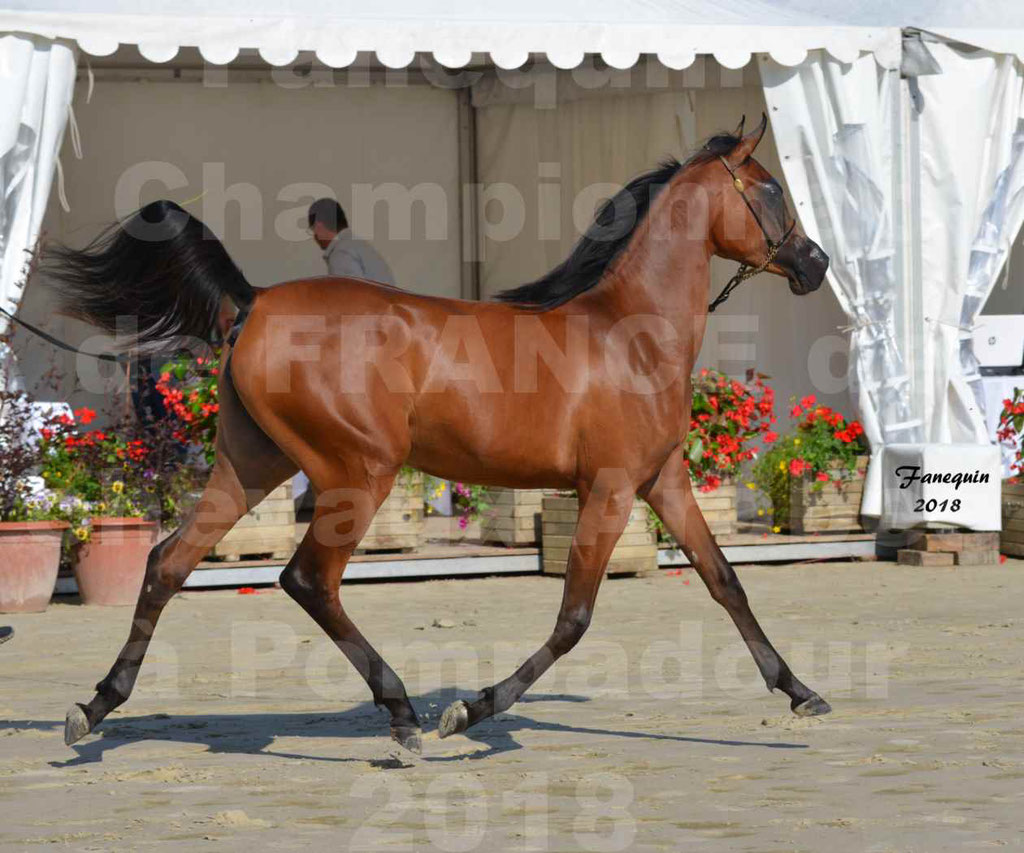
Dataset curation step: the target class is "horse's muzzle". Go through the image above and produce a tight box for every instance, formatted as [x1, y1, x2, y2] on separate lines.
[788, 237, 828, 295]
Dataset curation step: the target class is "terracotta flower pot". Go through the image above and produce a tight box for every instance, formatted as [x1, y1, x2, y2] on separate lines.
[0, 521, 69, 613]
[73, 517, 159, 606]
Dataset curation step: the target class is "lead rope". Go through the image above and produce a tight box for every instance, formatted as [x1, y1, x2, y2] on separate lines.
[707, 240, 782, 313]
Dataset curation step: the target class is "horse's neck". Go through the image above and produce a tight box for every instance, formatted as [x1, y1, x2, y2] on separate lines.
[590, 181, 713, 322]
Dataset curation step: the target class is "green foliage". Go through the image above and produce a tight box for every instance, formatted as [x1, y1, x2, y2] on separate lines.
[156, 352, 220, 466]
[997, 389, 1024, 480]
[751, 395, 865, 527]
[684, 369, 777, 492]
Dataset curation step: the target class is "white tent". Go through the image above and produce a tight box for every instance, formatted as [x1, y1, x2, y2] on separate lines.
[3, 1, 1024, 525]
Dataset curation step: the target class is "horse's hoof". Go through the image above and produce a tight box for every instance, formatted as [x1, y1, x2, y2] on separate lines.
[792, 694, 832, 717]
[64, 704, 91, 746]
[390, 725, 423, 754]
[438, 700, 470, 739]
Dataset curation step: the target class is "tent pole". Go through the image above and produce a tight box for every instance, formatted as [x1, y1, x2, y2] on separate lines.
[456, 86, 480, 301]
[897, 66, 925, 439]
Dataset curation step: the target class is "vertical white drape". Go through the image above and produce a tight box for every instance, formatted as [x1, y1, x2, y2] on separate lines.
[0, 34, 76, 387]
[916, 41, 1024, 444]
[760, 51, 921, 516]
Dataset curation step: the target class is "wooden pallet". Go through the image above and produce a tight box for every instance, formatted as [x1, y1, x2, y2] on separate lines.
[898, 530, 1000, 566]
[1000, 482, 1024, 557]
[208, 483, 296, 562]
[358, 474, 424, 553]
[694, 480, 738, 536]
[541, 495, 657, 576]
[787, 457, 867, 534]
[479, 488, 545, 546]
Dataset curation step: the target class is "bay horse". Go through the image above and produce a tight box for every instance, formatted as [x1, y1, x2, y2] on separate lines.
[49, 114, 831, 755]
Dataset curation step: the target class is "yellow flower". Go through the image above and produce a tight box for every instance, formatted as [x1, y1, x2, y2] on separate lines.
[793, 438, 801, 446]
[745, 482, 756, 490]
[111, 481, 124, 495]
[757, 508, 765, 517]
[778, 461, 786, 472]
[96, 502, 106, 512]
[772, 525, 781, 533]
[74, 527, 88, 541]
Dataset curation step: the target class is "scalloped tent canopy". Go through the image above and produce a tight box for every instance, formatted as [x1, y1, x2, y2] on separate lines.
[0, 0, 910, 70]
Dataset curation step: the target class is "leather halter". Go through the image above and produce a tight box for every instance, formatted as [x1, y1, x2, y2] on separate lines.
[707, 156, 797, 313]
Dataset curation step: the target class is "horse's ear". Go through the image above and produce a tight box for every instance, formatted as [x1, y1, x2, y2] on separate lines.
[733, 115, 746, 137]
[725, 112, 768, 167]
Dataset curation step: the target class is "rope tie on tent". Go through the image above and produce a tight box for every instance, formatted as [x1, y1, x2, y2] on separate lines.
[53, 102, 85, 214]
[925, 316, 977, 334]
[837, 318, 886, 334]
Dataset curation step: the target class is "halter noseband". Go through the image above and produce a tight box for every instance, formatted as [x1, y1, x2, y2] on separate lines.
[707, 155, 797, 313]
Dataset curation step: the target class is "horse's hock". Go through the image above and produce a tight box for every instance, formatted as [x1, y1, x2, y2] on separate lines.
[208, 482, 296, 562]
[541, 494, 658, 576]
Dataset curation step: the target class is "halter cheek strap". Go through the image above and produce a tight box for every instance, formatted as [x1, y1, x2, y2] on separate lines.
[707, 156, 796, 313]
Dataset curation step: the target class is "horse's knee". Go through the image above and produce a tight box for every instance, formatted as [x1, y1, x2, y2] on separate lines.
[144, 541, 189, 599]
[278, 562, 309, 603]
[551, 604, 592, 656]
[708, 572, 748, 611]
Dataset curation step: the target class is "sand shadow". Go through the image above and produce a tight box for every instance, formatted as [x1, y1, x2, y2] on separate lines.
[1, 689, 807, 768]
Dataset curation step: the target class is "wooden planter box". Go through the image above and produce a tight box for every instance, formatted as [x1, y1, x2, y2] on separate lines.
[786, 455, 868, 534]
[209, 482, 295, 561]
[541, 495, 657, 576]
[1000, 481, 1024, 557]
[479, 488, 545, 546]
[694, 478, 737, 536]
[359, 472, 425, 552]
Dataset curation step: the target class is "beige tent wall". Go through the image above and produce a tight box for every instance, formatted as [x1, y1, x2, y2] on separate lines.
[13, 72, 462, 407]
[474, 62, 852, 426]
[983, 238, 1024, 314]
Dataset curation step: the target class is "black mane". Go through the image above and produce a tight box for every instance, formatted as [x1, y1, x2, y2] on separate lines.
[496, 132, 741, 310]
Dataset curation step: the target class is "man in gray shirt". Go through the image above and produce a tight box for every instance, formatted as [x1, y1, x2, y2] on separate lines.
[308, 198, 396, 286]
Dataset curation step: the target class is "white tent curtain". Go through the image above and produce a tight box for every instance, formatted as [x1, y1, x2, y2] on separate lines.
[916, 41, 1024, 444]
[0, 34, 77, 386]
[760, 50, 921, 516]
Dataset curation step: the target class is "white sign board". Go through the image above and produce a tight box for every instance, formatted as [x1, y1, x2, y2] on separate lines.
[880, 443, 1001, 531]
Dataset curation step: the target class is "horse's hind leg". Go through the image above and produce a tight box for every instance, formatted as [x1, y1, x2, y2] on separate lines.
[278, 465, 423, 752]
[439, 477, 634, 738]
[65, 363, 297, 745]
[641, 445, 830, 716]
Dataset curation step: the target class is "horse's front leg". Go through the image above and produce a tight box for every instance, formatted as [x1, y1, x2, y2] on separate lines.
[438, 474, 635, 737]
[641, 446, 831, 716]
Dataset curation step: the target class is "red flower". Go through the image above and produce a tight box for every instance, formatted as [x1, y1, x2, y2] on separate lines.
[74, 407, 96, 425]
[763, 430, 778, 444]
[816, 471, 829, 482]
[800, 394, 817, 410]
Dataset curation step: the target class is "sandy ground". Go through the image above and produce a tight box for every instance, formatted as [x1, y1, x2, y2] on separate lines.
[2, 559, 1023, 852]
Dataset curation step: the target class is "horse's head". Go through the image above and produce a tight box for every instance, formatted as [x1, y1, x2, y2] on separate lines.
[709, 114, 828, 296]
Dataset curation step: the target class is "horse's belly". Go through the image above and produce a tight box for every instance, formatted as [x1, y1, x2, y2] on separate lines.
[406, 393, 578, 489]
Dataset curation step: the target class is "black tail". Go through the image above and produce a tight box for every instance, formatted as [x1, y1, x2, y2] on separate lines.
[42, 200, 253, 347]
